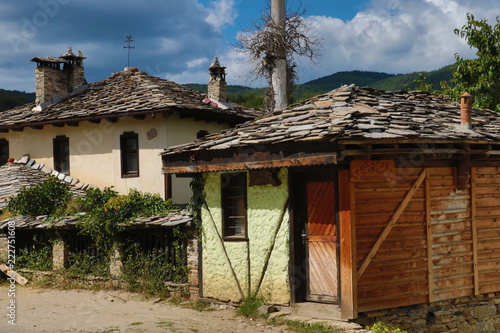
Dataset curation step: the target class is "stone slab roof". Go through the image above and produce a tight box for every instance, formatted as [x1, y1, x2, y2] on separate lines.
[163, 85, 500, 156]
[0, 209, 192, 230]
[0, 156, 89, 210]
[0, 70, 259, 130]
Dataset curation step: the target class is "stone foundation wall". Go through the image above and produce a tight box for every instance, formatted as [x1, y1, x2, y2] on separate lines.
[356, 293, 500, 332]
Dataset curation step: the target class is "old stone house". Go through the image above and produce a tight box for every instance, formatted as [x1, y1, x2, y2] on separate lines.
[162, 85, 500, 331]
[0, 49, 258, 204]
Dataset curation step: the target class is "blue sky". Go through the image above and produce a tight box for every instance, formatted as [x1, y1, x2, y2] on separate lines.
[0, 0, 498, 92]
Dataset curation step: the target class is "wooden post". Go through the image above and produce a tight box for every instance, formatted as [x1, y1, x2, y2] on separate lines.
[271, 0, 287, 111]
[425, 168, 434, 302]
[471, 167, 479, 295]
[339, 170, 357, 319]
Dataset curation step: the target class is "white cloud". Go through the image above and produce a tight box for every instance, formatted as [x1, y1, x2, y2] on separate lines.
[205, 0, 238, 31]
[289, 0, 500, 83]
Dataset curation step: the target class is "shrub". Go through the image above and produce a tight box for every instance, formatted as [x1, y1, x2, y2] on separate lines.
[367, 322, 408, 333]
[7, 176, 71, 216]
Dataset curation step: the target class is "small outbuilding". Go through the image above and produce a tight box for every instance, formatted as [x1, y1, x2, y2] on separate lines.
[161, 85, 500, 328]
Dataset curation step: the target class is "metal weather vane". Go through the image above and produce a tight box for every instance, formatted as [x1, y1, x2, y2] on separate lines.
[123, 35, 135, 68]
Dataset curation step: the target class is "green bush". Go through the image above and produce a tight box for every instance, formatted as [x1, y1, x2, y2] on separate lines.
[7, 176, 71, 216]
[236, 295, 266, 318]
[121, 242, 188, 297]
[367, 322, 408, 333]
[66, 250, 110, 278]
[16, 235, 53, 271]
[76, 187, 177, 250]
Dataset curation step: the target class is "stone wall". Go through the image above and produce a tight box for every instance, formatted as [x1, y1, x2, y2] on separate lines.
[355, 293, 500, 332]
[208, 79, 227, 102]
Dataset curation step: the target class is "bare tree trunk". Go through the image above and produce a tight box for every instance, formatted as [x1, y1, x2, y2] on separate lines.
[271, 0, 287, 111]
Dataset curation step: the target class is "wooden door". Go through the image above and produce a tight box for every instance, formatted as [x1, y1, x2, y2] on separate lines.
[306, 180, 338, 302]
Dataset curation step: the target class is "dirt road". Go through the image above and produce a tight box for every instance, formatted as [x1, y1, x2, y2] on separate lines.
[0, 285, 289, 333]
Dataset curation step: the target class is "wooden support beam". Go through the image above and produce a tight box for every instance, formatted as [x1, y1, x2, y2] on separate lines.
[105, 118, 118, 123]
[89, 119, 101, 124]
[11, 127, 24, 132]
[30, 125, 44, 130]
[66, 121, 79, 127]
[52, 123, 64, 127]
[339, 170, 357, 319]
[133, 115, 145, 120]
[471, 167, 479, 295]
[425, 169, 434, 302]
[357, 169, 427, 279]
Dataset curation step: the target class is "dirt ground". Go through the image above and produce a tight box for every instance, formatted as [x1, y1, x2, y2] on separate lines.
[0, 284, 291, 333]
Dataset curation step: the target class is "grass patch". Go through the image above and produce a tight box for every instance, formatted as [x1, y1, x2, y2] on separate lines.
[268, 316, 338, 333]
[129, 322, 144, 326]
[367, 322, 408, 333]
[189, 299, 215, 312]
[156, 321, 175, 328]
[236, 295, 266, 318]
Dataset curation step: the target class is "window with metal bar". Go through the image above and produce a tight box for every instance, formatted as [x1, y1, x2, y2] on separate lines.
[120, 132, 139, 178]
[221, 172, 247, 240]
[53, 135, 70, 174]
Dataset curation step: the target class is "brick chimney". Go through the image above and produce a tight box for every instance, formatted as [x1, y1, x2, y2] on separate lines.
[460, 92, 473, 129]
[208, 57, 227, 102]
[31, 47, 87, 109]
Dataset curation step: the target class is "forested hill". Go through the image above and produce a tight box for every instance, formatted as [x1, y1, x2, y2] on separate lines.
[0, 89, 35, 111]
[185, 65, 454, 107]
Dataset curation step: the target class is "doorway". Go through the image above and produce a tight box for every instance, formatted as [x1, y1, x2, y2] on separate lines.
[292, 173, 339, 303]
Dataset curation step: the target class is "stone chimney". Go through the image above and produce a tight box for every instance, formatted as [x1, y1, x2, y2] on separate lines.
[460, 92, 473, 129]
[31, 47, 87, 109]
[208, 57, 227, 102]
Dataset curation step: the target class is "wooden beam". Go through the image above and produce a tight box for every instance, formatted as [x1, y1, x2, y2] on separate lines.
[339, 170, 357, 319]
[357, 168, 427, 279]
[52, 123, 64, 127]
[89, 119, 101, 124]
[425, 168, 434, 302]
[133, 115, 145, 120]
[66, 121, 79, 127]
[30, 125, 44, 130]
[164, 173, 172, 200]
[105, 118, 118, 123]
[163, 153, 338, 174]
[471, 167, 479, 295]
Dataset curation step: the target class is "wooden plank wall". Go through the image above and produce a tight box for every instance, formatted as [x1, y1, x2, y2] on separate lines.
[355, 168, 428, 312]
[475, 167, 500, 294]
[428, 167, 474, 301]
[355, 166, 477, 312]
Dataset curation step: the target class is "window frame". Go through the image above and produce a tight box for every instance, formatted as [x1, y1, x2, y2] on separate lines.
[53, 135, 70, 174]
[221, 172, 248, 241]
[120, 131, 139, 178]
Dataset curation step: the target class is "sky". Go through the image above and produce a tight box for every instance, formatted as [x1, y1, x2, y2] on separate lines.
[0, 0, 498, 93]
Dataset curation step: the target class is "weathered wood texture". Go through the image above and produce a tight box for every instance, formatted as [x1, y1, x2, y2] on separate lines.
[474, 167, 500, 294]
[428, 167, 473, 302]
[307, 180, 338, 300]
[355, 168, 428, 312]
[354, 166, 476, 312]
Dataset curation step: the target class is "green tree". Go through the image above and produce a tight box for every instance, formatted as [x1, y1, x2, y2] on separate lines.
[444, 13, 500, 111]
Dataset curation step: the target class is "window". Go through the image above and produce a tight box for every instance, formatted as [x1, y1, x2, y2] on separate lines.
[120, 132, 139, 178]
[0, 139, 8, 166]
[53, 135, 69, 174]
[221, 172, 247, 239]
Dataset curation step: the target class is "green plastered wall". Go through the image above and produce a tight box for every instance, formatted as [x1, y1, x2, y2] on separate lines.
[201, 168, 290, 304]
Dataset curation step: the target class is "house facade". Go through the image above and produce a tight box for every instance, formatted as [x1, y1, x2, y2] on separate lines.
[0, 50, 257, 204]
[162, 86, 500, 330]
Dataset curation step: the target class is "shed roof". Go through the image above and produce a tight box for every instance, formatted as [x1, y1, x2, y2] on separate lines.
[0, 70, 259, 130]
[0, 157, 88, 210]
[162, 85, 500, 173]
[164, 85, 500, 154]
[0, 209, 192, 230]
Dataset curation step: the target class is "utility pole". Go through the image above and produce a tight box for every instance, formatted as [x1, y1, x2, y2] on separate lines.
[271, 0, 287, 111]
[123, 35, 135, 68]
